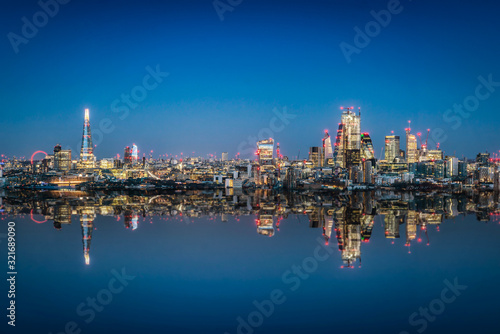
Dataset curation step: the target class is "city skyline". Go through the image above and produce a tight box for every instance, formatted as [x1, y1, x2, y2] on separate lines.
[1, 0, 500, 159]
[2, 105, 499, 163]
[2, 2, 500, 333]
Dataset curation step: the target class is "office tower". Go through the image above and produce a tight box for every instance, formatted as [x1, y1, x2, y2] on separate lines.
[124, 146, 132, 165]
[362, 160, 372, 183]
[257, 138, 274, 166]
[405, 125, 418, 164]
[322, 130, 334, 166]
[132, 144, 138, 161]
[434, 160, 445, 179]
[427, 149, 444, 161]
[221, 152, 228, 162]
[99, 158, 114, 169]
[458, 160, 468, 178]
[333, 107, 361, 168]
[360, 132, 375, 163]
[309, 146, 321, 168]
[79, 108, 95, 168]
[476, 152, 490, 166]
[478, 166, 493, 182]
[53, 144, 71, 171]
[446, 157, 459, 178]
[384, 135, 400, 163]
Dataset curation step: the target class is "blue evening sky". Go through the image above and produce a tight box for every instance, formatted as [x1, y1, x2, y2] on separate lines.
[1, 0, 499, 160]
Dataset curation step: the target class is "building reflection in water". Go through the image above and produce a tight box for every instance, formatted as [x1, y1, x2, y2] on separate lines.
[2, 189, 500, 267]
[79, 206, 95, 265]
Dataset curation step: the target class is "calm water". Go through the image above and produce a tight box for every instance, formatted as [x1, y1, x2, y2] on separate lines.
[1, 190, 500, 334]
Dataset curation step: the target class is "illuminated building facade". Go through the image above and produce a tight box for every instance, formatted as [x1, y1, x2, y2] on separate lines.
[384, 212, 401, 239]
[406, 126, 418, 164]
[221, 152, 228, 162]
[132, 144, 138, 161]
[79, 206, 95, 265]
[385, 135, 400, 163]
[334, 206, 362, 267]
[476, 152, 490, 166]
[427, 149, 443, 161]
[446, 157, 459, 178]
[79, 108, 95, 168]
[54, 144, 71, 171]
[309, 146, 321, 168]
[54, 203, 71, 229]
[99, 158, 114, 169]
[124, 146, 132, 165]
[257, 139, 274, 166]
[360, 133, 375, 164]
[405, 210, 417, 246]
[434, 160, 445, 179]
[333, 107, 361, 169]
[322, 131, 334, 166]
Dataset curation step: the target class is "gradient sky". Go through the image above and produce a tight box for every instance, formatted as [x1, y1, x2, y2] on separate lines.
[1, 0, 500, 160]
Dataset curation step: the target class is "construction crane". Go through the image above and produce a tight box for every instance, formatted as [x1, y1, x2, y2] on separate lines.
[379, 146, 385, 161]
[417, 129, 430, 148]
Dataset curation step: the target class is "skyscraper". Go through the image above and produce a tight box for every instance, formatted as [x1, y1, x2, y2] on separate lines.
[79, 108, 95, 168]
[446, 157, 459, 178]
[322, 130, 334, 166]
[405, 124, 418, 164]
[257, 139, 274, 167]
[309, 147, 321, 167]
[124, 146, 132, 165]
[132, 144, 138, 161]
[384, 135, 400, 163]
[360, 132, 375, 164]
[333, 107, 361, 168]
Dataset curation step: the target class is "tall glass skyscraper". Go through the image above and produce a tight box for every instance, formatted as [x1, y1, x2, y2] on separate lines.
[79, 108, 95, 168]
[323, 130, 334, 166]
[360, 132, 375, 162]
[333, 107, 361, 168]
[384, 135, 400, 163]
[406, 133, 418, 164]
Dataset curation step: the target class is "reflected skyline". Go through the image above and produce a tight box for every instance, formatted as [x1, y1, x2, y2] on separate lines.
[3, 189, 499, 268]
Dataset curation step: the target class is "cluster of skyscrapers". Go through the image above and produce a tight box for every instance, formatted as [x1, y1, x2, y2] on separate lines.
[2, 106, 499, 191]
